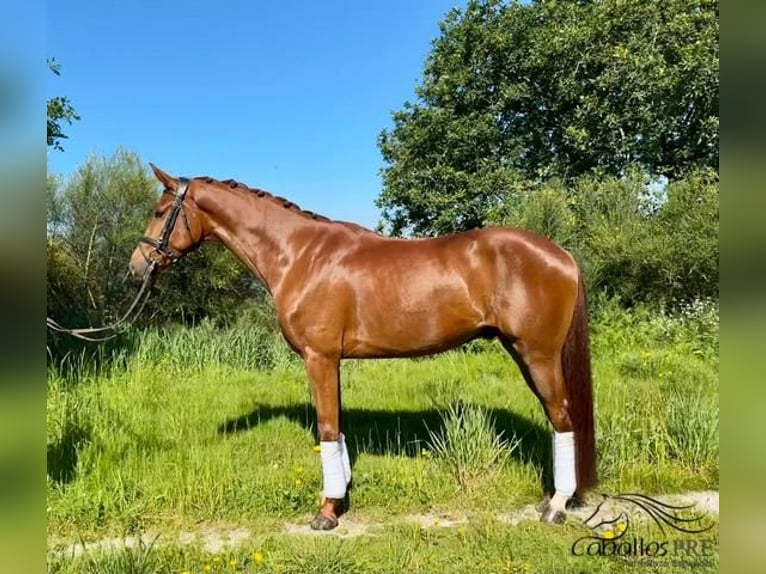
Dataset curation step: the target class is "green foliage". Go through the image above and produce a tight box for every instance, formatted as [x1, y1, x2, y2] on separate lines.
[128, 315, 298, 374]
[567, 171, 659, 299]
[653, 171, 719, 302]
[588, 298, 718, 485]
[489, 169, 718, 305]
[46, 150, 261, 360]
[279, 540, 361, 574]
[666, 388, 718, 469]
[427, 401, 518, 492]
[377, 0, 718, 236]
[47, 58, 80, 151]
[47, 150, 158, 335]
[81, 537, 159, 574]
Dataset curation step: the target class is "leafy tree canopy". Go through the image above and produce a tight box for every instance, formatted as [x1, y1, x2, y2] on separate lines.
[377, 0, 719, 236]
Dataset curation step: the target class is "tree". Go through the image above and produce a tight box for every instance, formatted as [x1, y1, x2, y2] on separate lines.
[47, 58, 80, 151]
[377, 0, 719, 236]
[47, 150, 160, 328]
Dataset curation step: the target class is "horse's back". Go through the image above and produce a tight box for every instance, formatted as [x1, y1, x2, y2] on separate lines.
[319, 226, 578, 356]
[348, 226, 577, 282]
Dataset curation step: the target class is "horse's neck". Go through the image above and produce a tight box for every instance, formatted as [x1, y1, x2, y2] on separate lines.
[196, 186, 309, 294]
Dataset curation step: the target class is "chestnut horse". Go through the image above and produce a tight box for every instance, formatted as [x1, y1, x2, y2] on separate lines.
[129, 164, 596, 530]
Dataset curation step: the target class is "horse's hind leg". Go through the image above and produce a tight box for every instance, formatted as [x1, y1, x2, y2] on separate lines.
[502, 339, 574, 524]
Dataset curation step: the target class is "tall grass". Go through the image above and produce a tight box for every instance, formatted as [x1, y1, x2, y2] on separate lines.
[130, 319, 298, 374]
[427, 401, 519, 492]
[590, 298, 718, 491]
[83, 537, 159, 574]
[666, 389, 719, 469]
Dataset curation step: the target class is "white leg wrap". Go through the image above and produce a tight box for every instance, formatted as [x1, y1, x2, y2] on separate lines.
[553, 430, 576, 499]
[320, 438, 347, 499]
[339, 433, 352, 485]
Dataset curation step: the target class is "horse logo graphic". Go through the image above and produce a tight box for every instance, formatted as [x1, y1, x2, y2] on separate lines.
[571, 493, 716, 558]
[583, 493, 714, 538]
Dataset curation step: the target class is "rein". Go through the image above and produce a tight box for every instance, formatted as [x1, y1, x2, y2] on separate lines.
[46, 178, 191, 342]
[46, 268, 155, 342]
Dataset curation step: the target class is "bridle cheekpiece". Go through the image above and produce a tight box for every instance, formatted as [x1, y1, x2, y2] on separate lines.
[139, 177, 193, 266]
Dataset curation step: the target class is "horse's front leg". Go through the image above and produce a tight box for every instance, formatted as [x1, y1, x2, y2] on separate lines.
[304, 350, 351, 530]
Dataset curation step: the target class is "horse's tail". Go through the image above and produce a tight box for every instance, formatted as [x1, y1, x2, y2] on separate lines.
[562, 273, 597, 495]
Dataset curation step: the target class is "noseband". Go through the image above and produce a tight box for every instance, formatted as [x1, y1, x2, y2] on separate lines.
[139, 177, 194, 265]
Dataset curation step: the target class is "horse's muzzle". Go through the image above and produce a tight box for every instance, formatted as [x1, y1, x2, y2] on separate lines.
[129, 248, 154, 282]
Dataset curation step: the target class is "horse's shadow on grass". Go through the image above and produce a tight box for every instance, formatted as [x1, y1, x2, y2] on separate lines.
[47, 424, 90, 485]
[218, 404, 553, 492]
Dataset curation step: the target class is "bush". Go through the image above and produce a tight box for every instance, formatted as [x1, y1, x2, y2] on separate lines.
[427, 401, 518, 492]
[652, 171, 719, 302]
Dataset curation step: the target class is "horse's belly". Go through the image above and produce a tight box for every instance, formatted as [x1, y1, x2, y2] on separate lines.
[342, 294, 486, 358]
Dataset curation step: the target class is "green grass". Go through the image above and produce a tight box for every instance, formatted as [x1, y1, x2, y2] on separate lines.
[47, 518, 719, 574]
[425, 401, 520, 493]
[47, 301, 718, 572]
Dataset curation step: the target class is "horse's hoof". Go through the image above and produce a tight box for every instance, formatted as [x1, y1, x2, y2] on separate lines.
[535, 495, 552, 513]
[310, 513, 338, 531]
[566, 495, 585, 510]
[540, 505, 567, 524]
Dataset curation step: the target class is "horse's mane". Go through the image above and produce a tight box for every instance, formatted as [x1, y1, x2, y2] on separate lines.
[196, 176, 373, 234]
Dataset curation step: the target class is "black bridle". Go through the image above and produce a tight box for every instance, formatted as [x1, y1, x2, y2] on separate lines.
[139, 177, 194, 265]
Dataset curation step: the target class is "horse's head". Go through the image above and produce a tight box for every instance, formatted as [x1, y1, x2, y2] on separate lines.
[129, 164, 207, 280]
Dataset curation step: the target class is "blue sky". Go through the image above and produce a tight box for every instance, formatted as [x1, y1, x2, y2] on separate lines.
[47, 1, 467, 229]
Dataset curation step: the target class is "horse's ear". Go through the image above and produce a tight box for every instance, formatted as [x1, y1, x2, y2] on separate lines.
[148, 163, 178, 191]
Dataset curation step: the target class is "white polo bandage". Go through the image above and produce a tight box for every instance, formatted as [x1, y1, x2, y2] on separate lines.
[320, 438, 347, 499]
[340, 433, 351, 485]
[553, 430, 576, 498]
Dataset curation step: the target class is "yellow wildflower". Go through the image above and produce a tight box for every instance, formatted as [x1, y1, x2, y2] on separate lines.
[295, 466, 304, 474]
[616, 521, 628, 533]
[213, 556, 222, 563]
[602, 529, 615, 539]
[252, 550, 265, 563]
[313, 445, 321, 453]
[295, 478, 303, 487]
[204, 566, 212, 573]
[229, 559, 237, 568]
